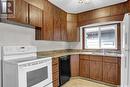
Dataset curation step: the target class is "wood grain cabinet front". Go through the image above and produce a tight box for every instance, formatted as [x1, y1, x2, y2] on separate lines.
[52, 58, 59, 87]
[90, 55, 103, 81]
[71, 55, 79, 77]
[79, 55, 121, 85]
[8, 0, 29, 24]
[67, 14, 79, 42]
[43, 0, 54, 40]
[79, 55, 90, 78]
[8, 0, 43, 27]
[103, 56, 121, 85]
[53, 6, 61, 41]
[60, 10, 67, 41]
[29, 4, 43, 28]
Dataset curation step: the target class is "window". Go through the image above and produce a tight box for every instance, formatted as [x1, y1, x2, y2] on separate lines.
[84, 24, 117, 49]
[84, 27, 99, 49]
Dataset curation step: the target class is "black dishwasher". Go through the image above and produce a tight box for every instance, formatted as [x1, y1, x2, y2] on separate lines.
[59, 55, 71, 86]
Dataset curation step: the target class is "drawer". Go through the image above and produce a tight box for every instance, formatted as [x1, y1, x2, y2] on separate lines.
[52, 58, 59, 65]
[53, 79, 59, 87]
[52, 64, 59, 73]
[80, 55, 90, 60]
[103, 56, 120, 63]
[90, 55, 103, 62]
[53, 72, 59, 81]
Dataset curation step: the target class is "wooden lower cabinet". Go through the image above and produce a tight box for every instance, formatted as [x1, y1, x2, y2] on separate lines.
[90, 61, 103, 81]
[103, 56, 121, 85]
[71, 55, 79, 77]
[90, 56, 103, 81]
[79, 55, 121, 85]
[52, 58, 59, 87]
[79, 55, 90, 78]
[80, 59, 90, 78]
[53, 80, 59, 87]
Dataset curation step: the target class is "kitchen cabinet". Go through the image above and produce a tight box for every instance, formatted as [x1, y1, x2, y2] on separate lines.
[43, 0, 54, 40]
[8, 0, 43, 27]
[103, 56, 121, 85]
[71, 55, 79, 77]
[24, 0, 44, 10]
[77, 2, 126, 26]
[41, 0, 68, 41]
[53, 6, 61, 41]
[67, 14, 79, 42]
[110, 3, 125, 16]
[90, 55, 103, 81]
[52, 58, 59, 87]
[29, 4, 42, 28]
[126, 0, 130, 12]
[60, 10, 67, 41]
[79, 54, 120, 85]
[8, 0, 29, 24]
[79, 55, 90, 78]
[92, 7, 111, 19]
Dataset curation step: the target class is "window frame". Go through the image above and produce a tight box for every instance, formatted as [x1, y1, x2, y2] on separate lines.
[83, 24, 118, 49]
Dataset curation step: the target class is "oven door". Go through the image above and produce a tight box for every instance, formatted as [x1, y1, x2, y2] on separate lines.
[18, 59, 52, 87]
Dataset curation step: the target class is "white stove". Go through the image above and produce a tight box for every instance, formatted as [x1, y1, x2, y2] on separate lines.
[2, 46, 53, 87]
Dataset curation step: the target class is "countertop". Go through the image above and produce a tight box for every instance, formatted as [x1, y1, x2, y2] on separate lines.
[37, 49, 121, 58]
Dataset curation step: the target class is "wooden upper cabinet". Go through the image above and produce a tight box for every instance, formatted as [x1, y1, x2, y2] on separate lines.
[8, 0, 29, 24]
[24, 0, 44, 10]
[29, 4, 42, 27]
[110, 4, 125, 16]
[8, 0, 43, 27]
[53, 6, 61, 41]
[67, 14, 79, 42]
[77, 2, 127, 26]
[126, 0, 130, 12]
[43, 0, 54, 40]
[92, 7, 111, 19]
[53, 6, 67, 41]
[60, 10, 67, 41]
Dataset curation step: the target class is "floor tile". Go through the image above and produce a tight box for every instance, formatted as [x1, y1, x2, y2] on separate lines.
[62, 79, 113, 87]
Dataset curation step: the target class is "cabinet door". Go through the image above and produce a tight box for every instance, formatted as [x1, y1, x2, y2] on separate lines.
[103, 63, 119, 85]
[110, 4, 125, 16]
[67, 14, 79, 42]
[60, 11, 67, 41]
[103, 57, 121, 85]
[24, 0, 44, 10]
[29, 5, 42, 27]
[71, 55, 79, 77]
[53, 6, 61, 41]
[43, 0, 54, 40]
[90, 61, 103, 81]
[8, 0, 28, 24]
[80, 59, 90, 78]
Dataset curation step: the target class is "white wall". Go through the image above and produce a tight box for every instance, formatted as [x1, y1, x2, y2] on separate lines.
[0, 23, 70, 51]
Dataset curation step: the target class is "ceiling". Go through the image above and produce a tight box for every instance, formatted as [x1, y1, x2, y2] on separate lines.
[48, 0, 127, 13]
